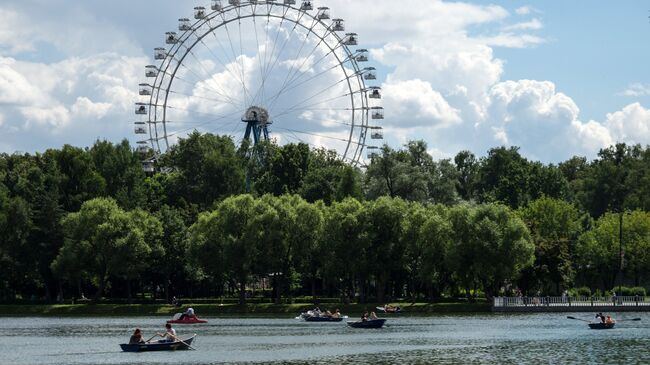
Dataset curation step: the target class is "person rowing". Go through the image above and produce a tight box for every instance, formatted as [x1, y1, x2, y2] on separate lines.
[605, 315, 616, 324]
[594, 312, 606, 323]
[157, 323, 177, 342]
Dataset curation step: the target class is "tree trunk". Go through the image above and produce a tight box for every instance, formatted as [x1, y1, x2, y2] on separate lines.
[93, 278, 106, 304]
[310, 276, 317, 302]
[238, 280, 247, 305]
[126, 278, 133, 304]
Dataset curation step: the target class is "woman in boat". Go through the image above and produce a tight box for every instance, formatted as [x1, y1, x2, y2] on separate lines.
[129, 328, 145, 344]
[331, 309, 341, 318]
[369, 311, 378, 320]
[361, 312, 369, 321]
[605, 315, 616, 324]
[157, 323, 177, 342]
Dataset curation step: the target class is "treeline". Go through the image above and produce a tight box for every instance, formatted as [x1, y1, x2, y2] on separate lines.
[1, 131, 650, 303]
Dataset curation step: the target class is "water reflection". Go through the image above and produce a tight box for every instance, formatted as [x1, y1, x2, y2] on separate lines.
[0, 313, 649, 364]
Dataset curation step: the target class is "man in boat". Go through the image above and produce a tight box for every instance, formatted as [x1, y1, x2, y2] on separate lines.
[361, 311, 369, 321]
[331, 309, 341, 318]
[595, 313, 606, 323]
[369, 311, 379, 320]
[178, 307, 196, 320]
[129, 328, 145, 344]
[605, 315, 616, 324]
[157, 323, 177, 342]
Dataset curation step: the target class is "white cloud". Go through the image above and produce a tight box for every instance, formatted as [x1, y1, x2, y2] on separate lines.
[503, 19, 544, 31]
[515, 6, 534, 15]
[382, 78, 461, 128]
[620, 83, 650, 97]
[604, 103, 650, 143]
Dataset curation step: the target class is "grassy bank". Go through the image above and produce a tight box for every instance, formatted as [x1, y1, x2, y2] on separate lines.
[0, 302, 491, 317]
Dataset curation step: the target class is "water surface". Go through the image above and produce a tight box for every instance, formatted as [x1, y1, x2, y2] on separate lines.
[1, 313, 649, 364]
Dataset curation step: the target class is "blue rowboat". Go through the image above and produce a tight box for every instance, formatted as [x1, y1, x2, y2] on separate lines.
[304, 316, 343, 322]
[588, 322, 615, 330]
[347, 319, 386, 329]
[120, 334, 196, 352]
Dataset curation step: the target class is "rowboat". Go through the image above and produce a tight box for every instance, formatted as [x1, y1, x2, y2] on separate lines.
[588, 322, 615, 330]
[304, 315, 343, 322]
[376, 306, 402, 314]
[347, 319, 386, 329]
[120, 334, 196, 352]
[167, 317, 208, 324]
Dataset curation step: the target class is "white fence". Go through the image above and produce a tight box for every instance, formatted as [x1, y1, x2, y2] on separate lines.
[494, 296, 649, 308]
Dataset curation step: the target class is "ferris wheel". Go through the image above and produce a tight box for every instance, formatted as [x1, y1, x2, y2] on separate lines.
[134, 0, 384, 171]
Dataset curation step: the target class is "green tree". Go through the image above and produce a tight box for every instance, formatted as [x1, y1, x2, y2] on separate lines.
[364, 197, 408, 302]
[518, 197, 583, 294]
[163, 131, 245, 209]
[52, 198, 156, 302]
[471, 204, 534, 299]
[321, 198, 368, 303]
[476, 146, 531, 208]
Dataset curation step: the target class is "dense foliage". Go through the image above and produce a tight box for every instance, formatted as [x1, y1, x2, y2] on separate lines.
[1, 134, 650, 303]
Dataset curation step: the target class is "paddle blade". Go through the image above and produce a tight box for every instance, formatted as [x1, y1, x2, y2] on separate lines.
[567, 316, 578, 320]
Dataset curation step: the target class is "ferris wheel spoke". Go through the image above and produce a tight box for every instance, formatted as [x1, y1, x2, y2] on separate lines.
[250, 15, 267, 108]
[267, 16, 319, 109]
[237, 10, 251, 107]
[274, 127, 362, 147]
[168, 90, 239, 108]
[218, 13, 251, 107]
[255, 7, 307, 106]
[265, 58, 348, 112]
[272, 42, 352, 102]
[165, 104, 242, 119]
[174, 61, 240, 108]
[200, 21, 250, 93]
[178, 48, 241, 107]
[271, 73, 351, 119]
[267, 28, 342, 110]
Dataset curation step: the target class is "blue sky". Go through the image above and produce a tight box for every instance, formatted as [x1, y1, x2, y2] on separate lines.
[0, 0, 649, 163]
[481, 0, 650, 121]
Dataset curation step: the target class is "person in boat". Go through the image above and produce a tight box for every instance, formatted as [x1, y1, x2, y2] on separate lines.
[361, 311, 369, 321]
[324, 310, 332, 318]
[605, 315, 616, 324]
[595, 312, 606, 323]
[129, 328, 145, 344]
[178, 307, 196, 320]
[331, 309, 341, 318]
[369, 311, 378, 320]
[157, 323, 177, 342]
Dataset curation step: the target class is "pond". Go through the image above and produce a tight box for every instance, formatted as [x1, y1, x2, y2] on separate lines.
[2, 313, 649, 364]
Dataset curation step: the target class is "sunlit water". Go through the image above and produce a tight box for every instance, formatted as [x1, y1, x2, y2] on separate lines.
[1, 313, 649, 364]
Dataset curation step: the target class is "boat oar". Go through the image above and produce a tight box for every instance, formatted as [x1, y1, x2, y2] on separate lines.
[617, 318, 642, 322]
[173, 335, 196, 350]
[145, 334, 159, 343]
[567, 316, 591, 322]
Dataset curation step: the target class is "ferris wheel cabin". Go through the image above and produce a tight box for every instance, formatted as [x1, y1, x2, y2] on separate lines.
[211, 0, 223, 11]
[301, 1, 313, 11]
[194, 6, 206, 19]
[331, 19, 345, 32]
[179, 18, 192, 31]
[317, 7, 331, 20]
[145, 65, 158, 77]
[368, 87, 382, 99]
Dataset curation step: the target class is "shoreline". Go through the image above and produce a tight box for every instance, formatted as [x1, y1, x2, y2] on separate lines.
[0, 302, 491, 317]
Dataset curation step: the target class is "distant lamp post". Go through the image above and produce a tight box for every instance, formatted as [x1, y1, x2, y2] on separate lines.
[618, 210, 624, 297]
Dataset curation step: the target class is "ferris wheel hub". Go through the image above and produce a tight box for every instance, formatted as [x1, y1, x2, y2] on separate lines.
[242, 106, 272, 126]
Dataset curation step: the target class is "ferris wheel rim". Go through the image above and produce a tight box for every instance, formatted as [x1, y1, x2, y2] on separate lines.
[139, 2, 380, 166]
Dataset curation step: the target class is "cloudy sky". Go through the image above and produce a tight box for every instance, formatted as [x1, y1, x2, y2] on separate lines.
[1, 0, 649, 163]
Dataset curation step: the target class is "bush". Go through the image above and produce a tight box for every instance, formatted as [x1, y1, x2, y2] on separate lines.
[568, 287, 591, 297]
[611, 286, 646, 297]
